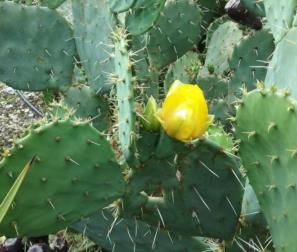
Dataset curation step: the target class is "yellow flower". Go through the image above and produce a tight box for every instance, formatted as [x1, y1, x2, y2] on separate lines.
[158, 80, 209, 142]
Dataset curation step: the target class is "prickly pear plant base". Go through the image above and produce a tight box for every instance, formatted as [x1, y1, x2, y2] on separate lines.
[0, 119, 124, 237]
[71, 209, 210, 252]
[236, 88, 297, 251]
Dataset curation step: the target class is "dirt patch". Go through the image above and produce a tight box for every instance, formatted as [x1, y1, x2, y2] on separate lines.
[0, 83, 46, 160]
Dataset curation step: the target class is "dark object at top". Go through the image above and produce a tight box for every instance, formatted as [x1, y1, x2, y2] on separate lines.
[225, 0, 262, 30]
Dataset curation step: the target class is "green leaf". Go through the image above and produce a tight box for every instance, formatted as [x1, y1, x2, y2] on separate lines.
[0, 156, 35, 223]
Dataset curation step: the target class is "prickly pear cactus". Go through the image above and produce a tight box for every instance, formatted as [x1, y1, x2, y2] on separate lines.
[3, 0, 297, 250]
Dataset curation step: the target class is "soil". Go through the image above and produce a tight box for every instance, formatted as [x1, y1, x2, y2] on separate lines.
[0, 83, 46, 160]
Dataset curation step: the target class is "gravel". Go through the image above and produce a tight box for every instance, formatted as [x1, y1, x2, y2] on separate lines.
[0, 83, 46, 160]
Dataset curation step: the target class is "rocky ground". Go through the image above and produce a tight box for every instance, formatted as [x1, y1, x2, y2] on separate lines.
[0, 83, 46, 160]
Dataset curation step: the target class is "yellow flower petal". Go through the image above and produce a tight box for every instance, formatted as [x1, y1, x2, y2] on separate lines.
[159, 80, 209, 142]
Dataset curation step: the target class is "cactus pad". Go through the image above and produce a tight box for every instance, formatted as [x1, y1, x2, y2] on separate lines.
[113, 28, 136, 160]
[236, 88, 297, 251]
[125, 133, 243, 239]
[0, 2, 76, 91]
[63, 85, 110, 131]
[147, 0, 202, 69]
[164, 51, 201, 92]
[203, 21, 243, 75]
[72, 210, 210, 252]
[126, 0, 166, 35]
[40, 0, 66, 9]
[265, 27, 297, 98]
[108, 0, 136, 13]
[0, 119, 124, 237]
[72, 0, 115, 92]
[263, 0, 296, 42]
[197, 75, 230, 123]
[229, 29, 274, 95]
[241, 0, 265, 17]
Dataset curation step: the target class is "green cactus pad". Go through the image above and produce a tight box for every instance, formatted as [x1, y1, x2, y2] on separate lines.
[0, 2, 76, 91]
[241, 0, 265, 17]
[197, 75, 230, 122]
[71, 210, 210, 252]
[265, 27, 297, 98]
[203, 21, 243, 76]
[130, 35, 160, 101]
[40, 0, 66, 9]
[224, 181, 272, 251]
[63, 85, 110, 131]
[198, 0, 225, 35]
[72, 0, 115, 92]
[147, 0, 202, 69]
[123, 131, 178, 213]
[229, 29, 274, 95]
[0, 119, 124, 237]
[205, 15, 230, 47]
[236, 88, 297, 251]
[197, 75, 228, 100]
[155, 138, 243, 239]
[113, 28, 136, 161]
[237, 181, 272, 248]
[108, 0, 136, 13]
[126, 0, 166, 35]
[125, 133, 243, 239]
[264, 0, 296, 42]
[164, 51, 201, 92]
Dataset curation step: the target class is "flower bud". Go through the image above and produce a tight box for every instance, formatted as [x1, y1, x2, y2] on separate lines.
[158, 80, 209, 142]
[141, 96, 161, 131]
